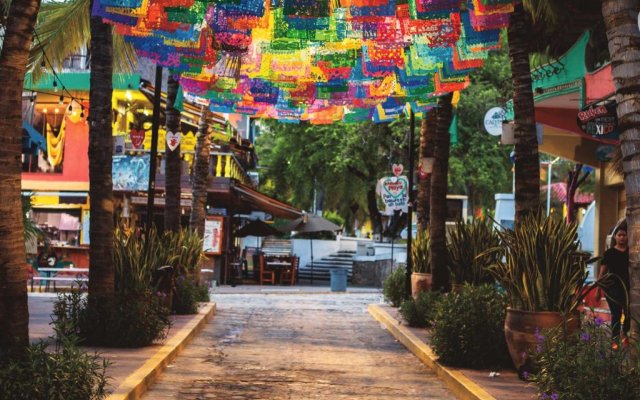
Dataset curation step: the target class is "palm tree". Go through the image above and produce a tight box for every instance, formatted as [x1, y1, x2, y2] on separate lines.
[0, 0, 41, 352]
[164, 74, 181, 232]
[600, 0, 640, 334]
[189, 107, 211, 236]
[416, 108, 436, 231]
[508, 3, 540, 228]
[430, 93, 453, 292]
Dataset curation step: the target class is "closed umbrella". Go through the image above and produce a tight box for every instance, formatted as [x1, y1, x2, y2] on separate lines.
[281, 214, 341, 284]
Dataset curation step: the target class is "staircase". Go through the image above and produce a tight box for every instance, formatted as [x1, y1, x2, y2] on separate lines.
[297, 250, 355, 283]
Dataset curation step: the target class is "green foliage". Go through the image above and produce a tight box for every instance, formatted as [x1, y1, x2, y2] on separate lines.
[483, 213, 591, 312]
[0, 336, 109, 400]
[447, 219, 499, 285]
[52, 290, 171, 348]
[194, 283, 210, 302]
[431, 284, 510, 369]
[172, 277, 199, 315]
[411, 229, 431, 273]
[530, 319, 640, 400]
[21, 193, 42, 243]
[399, 290, 440, 328]
[383, 267, 407, 307]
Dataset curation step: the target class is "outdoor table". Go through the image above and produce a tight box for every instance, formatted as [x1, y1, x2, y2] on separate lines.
[33, 267, 89, 292]
[266, 260, 293, 285]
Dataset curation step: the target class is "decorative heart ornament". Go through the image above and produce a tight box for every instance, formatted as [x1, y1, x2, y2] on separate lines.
[392, 163, 403, 177]
[382, 176, 408, 199]
[129, 129, 145, 149]
[166, 131, 181, 151]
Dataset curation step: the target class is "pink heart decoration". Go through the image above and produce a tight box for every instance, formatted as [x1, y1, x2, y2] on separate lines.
[392, 163, 403, 177]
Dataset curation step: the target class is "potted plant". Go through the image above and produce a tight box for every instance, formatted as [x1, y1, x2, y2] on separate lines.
[447, 219, 499, 290]
[483, 213, 592, 375]
[411, 229, 432, 299]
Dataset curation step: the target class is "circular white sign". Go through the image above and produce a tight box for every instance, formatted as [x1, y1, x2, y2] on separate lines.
[484, 107, 506, 136]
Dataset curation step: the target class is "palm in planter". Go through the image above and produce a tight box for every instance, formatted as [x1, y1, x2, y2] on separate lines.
[447, 219, 499, 288]
[483, 213, 593, 375]
[411, 229, 432, 298]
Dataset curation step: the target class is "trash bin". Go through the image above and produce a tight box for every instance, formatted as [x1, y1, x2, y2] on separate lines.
[330, 268, 347, 292]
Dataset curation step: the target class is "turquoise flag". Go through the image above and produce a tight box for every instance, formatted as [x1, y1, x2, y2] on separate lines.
[448, 112, 458, 146]
[174, 85, 184, 112]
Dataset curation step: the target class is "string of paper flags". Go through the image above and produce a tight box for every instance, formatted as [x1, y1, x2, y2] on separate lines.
[93, 0, 514, 124]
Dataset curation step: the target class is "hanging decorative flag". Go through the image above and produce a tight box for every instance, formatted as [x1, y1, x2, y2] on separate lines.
[130, 128, 145, 149]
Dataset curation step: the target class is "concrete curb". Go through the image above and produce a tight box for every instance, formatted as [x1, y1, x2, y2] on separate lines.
[106, 302, 217, 400]
[368, 304, 495, 400]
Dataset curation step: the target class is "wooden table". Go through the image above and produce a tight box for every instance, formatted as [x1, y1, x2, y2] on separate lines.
[32, 267, 89, 292]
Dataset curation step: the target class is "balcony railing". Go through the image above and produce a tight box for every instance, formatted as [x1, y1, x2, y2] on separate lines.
[210, 152, 252, 186]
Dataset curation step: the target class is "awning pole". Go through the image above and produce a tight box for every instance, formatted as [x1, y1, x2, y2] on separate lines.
[146, 65, 163, 230]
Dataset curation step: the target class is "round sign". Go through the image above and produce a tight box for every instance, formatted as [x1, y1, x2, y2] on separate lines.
[484, 107, 506, 136]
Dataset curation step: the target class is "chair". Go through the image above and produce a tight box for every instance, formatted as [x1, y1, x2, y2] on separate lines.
[259, 253, 276, 285]
[281, 256, 298, 286]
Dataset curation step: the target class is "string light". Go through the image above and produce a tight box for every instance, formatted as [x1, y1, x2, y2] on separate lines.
[59, 95, 64, 105]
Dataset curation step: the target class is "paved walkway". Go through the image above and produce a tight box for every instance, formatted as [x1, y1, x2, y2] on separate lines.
[142, 292, 455, 399]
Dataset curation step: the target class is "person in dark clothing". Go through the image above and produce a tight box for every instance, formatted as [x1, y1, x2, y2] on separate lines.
[596, 222, 630, 343]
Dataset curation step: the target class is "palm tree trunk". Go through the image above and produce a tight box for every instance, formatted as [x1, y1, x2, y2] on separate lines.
[164, 74, 181, 232]
[601, 0, 640, 336]
[430, 93, 453, 292]
[417, 108, 437, 231]
[509, 3, 540, 228]
[0, 0, 41, 352]
[189, 107, 211, 237]
[88, 0, 115, 303]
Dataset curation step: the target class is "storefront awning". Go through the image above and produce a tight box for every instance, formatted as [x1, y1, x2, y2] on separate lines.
[231, 182, 302, 220]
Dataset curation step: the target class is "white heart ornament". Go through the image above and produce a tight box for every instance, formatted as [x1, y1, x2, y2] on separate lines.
[166, 131, 181, 151]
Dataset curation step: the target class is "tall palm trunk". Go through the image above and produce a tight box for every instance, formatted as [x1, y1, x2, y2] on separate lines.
[164, 74, 181, 232]
[430, 93, 453, 292]
[509, 3, 540, 228]
[189, 107, 211, 237]
[417, 108, 437, 231]
[88, 0, 115, 303]
[601, 0, 640, 335]
[0, 0, 41, 352]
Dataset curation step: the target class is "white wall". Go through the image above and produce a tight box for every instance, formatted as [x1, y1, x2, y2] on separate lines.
[292, 239, 339, 268]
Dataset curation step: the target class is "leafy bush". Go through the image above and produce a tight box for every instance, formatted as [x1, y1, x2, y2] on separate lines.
[53, 290, 171, 348]
[399, 290, 440, 327]
[411, 229, 431, 273]
[383, 267, 407, 307]
[431, 284, 510, 369]
[530, 319, 640, 400]
[0, 336, 109, 400]
[447, 219, 498, 285]
[194, 283, 210, 302]
[483, 213, 592, 312]
[173, 276, 199, 314]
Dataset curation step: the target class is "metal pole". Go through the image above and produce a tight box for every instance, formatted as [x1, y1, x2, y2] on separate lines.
[405, 110, 415, 297]
[546, 157, 560, 216]
[146, 65, 163, 230]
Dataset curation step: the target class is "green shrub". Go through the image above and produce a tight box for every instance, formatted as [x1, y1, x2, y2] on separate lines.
[194, 283, 210, 302]
[399, 290, 440, 327]
[447, 219, 498, 285]
[0, 336, 109, 400]
[172, 277, 199, 315]
[53, 290, 171, 348]
[530, 319, 640, 400]
[411, 229, 431, 273]
[431, 284, 510, 369]
[383, 267, 407, 307]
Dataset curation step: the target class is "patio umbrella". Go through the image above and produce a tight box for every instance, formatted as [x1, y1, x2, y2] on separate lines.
[281, 214, 341, 284]
[235, 219, 282, 248]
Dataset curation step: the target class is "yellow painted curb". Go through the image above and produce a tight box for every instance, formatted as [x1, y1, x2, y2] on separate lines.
[368, 304, 495, 400]
[107, 302, 217, 400]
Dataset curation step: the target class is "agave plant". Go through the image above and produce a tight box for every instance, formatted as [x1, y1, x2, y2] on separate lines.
[482, 213, 592, 313]
[411, 229, 431, 273]
[447, 219, 499, 285]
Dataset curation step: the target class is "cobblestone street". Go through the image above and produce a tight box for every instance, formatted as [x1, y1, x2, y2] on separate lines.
[142, 292, 455, 399]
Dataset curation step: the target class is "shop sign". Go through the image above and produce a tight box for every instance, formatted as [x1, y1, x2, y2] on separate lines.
[484, 107, 506, 136]
[376, 175, 409, 214]
[576, 101, 619, 142]
[203, 216, 224, 255]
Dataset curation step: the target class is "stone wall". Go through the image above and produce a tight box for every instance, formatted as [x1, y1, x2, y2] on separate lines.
[351, 259, 393, 287]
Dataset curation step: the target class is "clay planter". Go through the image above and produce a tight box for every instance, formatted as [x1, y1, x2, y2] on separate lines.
[451, 282, 464, 292]
[411, 272, 432, 300]
[504, 308, 580, 375]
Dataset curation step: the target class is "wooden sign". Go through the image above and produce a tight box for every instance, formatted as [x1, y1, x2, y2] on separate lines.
[203, 216, 224, 255]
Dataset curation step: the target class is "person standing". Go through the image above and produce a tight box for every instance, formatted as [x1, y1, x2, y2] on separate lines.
[596, 222, 630, 344]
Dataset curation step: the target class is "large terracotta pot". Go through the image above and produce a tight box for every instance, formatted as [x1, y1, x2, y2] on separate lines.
[504, 308, 580, 375]
[411, 272, 432, 300]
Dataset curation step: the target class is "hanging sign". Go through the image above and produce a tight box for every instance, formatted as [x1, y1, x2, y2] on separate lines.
[392, 163, 403, 177]
[484, 107, 506, 136]
[166, 131, 181, 151]
[576, 101, 619, 142]
[418, 157, 434, 180]
[130, 128, 145, 149]
[203, 216, 224, 254]
[376, 175, 409, 215]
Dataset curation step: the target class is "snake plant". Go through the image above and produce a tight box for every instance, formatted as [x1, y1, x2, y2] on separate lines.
[411, 229, 431, 273]
[447, 219, 499, 285]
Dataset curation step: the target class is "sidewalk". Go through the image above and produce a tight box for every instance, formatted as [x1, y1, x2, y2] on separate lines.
[369, 304, 538, 400]
[28, 293, 216, 400]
